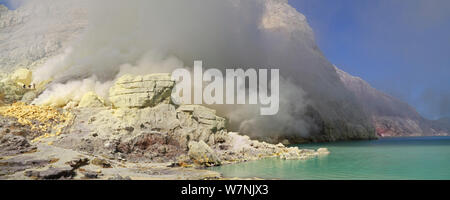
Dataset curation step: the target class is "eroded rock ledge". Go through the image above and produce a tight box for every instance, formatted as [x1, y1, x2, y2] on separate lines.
[0, 71, 329, 180]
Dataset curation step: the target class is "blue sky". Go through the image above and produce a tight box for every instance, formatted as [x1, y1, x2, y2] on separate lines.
[0, 0, 22, 9]
[1, 0, 449, 120]
[289, 0, 450, 120]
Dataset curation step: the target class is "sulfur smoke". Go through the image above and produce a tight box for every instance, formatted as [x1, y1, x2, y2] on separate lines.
[10, 0, 364, 139]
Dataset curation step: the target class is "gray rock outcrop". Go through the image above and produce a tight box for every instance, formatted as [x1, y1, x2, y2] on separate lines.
[53, 73, 327, 165]
[0, 134, 36, 157]
[109, 74, 175, 108]
[188, 140, 221, 166]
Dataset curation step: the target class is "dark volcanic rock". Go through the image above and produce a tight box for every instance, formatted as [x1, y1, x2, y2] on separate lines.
[108, 174, 131, 180]
[0, 157, 51, 176]
[25, 167, 75, 180]
[115, 132, 184, 162]
[0, 116, 42, 140]
[65, 158, 89, 170]
[82, 170, 99, 179]
[0, 134, 36, 156]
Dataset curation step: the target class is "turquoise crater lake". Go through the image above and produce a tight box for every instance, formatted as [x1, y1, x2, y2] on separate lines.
[211, 136, 450, 180]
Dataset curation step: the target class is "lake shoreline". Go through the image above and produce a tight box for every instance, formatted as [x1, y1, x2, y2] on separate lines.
[211, 136, 450, 180]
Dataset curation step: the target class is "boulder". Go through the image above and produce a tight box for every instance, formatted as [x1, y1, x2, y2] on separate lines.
[108, 175, 132, 180]
[0, 69, 35, 104]
[0, 134, 36, 157]
[109, 73, 174, 108]
[10, 68, 32, 86]
[78, 92, 105, 108]
[177, 105, 226, 131]
[0, 157, 52, 176]
[82, 170, 99, 179]
[279, 147, 322, 160]
[65, 158, 89, 169]
[90, 158, 112, 168]
[25, 167, 75, 180]
[279, 147, 302, 160]
[0, 79, 29, 104]
[317, 148, 330, 155]
[188, 140, 221, 166]
[21, 91, 37, 103]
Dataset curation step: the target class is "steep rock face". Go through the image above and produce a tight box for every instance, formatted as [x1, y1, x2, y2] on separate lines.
[262, 0, 315, 47]
[0, 2, 87, 72]
[251, 0, 376, 142]
[334, 66, 448, 137]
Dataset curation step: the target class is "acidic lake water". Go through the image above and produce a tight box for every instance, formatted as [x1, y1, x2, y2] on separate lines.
[211, 137, 450, 180]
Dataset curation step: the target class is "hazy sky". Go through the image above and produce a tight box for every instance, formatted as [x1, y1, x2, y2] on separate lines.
[0, 0, 22, 9]
[289, 0, 450, 120]
[1, 0, 449, 120]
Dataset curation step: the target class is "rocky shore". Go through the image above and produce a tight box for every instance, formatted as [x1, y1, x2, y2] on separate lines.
[0, 69, 329, 180]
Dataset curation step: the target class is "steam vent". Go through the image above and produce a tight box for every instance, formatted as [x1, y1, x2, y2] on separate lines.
[0, 68, 329, 180]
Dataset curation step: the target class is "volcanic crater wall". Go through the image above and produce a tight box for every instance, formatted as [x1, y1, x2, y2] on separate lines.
[0, 0, 379, 143]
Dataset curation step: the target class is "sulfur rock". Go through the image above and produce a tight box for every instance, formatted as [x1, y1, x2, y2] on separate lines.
[177, 105, 226, 132]
[10, 68, 32, 86]
[317, 148, 330, 155]
[0, 79, 29, 104]
[78, 92, 105, 108]
[109, 73, 174, 108]
[188, 140, 221, 166]
[21, 91, 37, 103]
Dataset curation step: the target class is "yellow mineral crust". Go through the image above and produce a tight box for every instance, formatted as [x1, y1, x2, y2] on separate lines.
[10, 68, 33, 86]
[78, 92, 105, 108]
[0, 102, 73, 143]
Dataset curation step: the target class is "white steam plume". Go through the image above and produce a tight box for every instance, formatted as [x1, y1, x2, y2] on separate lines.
[22, 0, 359, 139]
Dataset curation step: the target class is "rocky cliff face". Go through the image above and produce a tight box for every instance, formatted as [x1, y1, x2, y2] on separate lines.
[252, 0, 376, 143]
[334, 66, 449, 137]
[0, 2, 87, 72]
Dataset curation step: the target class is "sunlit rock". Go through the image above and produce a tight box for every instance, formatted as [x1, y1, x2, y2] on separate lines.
[78, 92, 105, 108]
[0, 80, 28, 104]
[10, 68, 32, 86]
[177, 105, 226, 132]
[109, 73, 174, 108]
[188, 140, 221, 166]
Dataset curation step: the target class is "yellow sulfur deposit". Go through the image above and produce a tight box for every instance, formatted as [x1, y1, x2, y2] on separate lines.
[0, 102, 73, 143]
[78, 92, 105, 108]
[10, 68, 33, 86]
